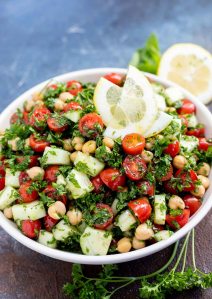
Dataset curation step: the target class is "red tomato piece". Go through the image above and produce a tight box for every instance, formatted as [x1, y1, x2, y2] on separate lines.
[164, 141, 180, 158]
[64, 101, 82, 112]
[47, 117, 68, 133]
[91, 175, 104, 193]
[166, 209, 190, 229]
[48, 84, 58, 90]
[79, 113, 104, 137]
[198, 138, 211, 151]
[183, 195, 202, 215]
[43, 215, 58, 232]
[153, 224, 164, 232]
[177, 99, 196, 114]
[29, 107, 51, 130]
[122, 133, 145, 155]
[100, 168, 126, 191]
[19, 171, 30, 185]
[128, 198, 152, 223]
[16, 155, 39, 168]
[175, 169, 198, 192]
[93, 203, 113, 230]
[10, 112, 21, 124]
[186, 126, 205, 138]
[104, 73, 124, 86]
[21, 219, 41, 238]
[44, 166, 60, 183]
[0, 177, 5, 191]
[163, 180, 178, 195]
[19, 181, 38, 203]
[66, 80, 83, 96]
[43, 185, 67, 205]
[0, 164, 5, 177]
[123, 155, 147, 181]
[23, 111, 30, 124]
[136, 181, 155, 196]
[159, 165, 173, 182]
[29, 134, 50, 152]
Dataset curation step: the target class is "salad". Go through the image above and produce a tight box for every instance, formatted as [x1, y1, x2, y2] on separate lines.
[0, 66, 211, 256]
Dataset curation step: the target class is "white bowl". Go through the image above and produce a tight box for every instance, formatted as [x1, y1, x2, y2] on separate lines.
[0, 68, 211, 265]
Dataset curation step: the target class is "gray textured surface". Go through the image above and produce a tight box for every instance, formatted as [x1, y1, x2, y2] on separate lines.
[0, 0, 211, 298]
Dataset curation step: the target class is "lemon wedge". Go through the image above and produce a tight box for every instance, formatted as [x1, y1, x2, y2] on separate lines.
[158, 43, 212, 104]
[144, 111, 173, 137]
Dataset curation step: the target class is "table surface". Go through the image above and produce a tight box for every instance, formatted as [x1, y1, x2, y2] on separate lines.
[0, 0, 211, 298]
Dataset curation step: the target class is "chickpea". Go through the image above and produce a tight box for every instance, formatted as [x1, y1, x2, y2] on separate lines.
[132, 237, 146, 250]
[102, 137, 114, 149]
[8, 137, 20, 151]
[25, 138, 30, 148]
[54, 99, 66, 111]
[116, 237, 132, 253]
[70, 151, 79, 162]
[145, 141, 154, 150]
[72, 137, 84, 151]
[135, 223, 154, 241]
[198, 175, 210, 189]
[82, 140, 96, 154]
[3, 207, 13, 219]
[165, 107, 176, 113]
[173, 155, 187, 169]
[191, 184, 205, 198]
[24, 99, 36, 112]
[59, 92, 74, 102]
[26, 166, 45, 181]
[32, 92, 43, 102]
[34, 100, 44, 108]
[67, 208, 83, 225]
[63, 139, 73, 152]
[141, 150, 153, 163]
[197, 163, 210, 177]
[168, 195, 185, 210]
[48, 201, 66, 220]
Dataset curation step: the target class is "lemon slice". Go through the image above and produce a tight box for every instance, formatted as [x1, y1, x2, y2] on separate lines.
[104, 123, 141, 140]
[144, 111, 172, 137]
[158, 43, 212, 104]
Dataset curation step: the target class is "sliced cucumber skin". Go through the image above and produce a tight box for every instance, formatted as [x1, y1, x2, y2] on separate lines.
[154, 230, 174, 242]
[56, 174, 66, 185]
[0, 186, 18, 210]
[66, 169, 94, 199]
[74, 151, 105, 177]
[38, 230, 57, 249]
[80, 226, 112, 255]
[52, 219, 78, 241]
[186, 114, 198, 128]
[154, 194, 167, 225]
[116, 209, 137, 232]
[64, 110, 81, 123]
[12, 200, 46, 221]
[5, 169, 20, 188]
[180, 135, 198, 152]
[42, 147, 71, 165]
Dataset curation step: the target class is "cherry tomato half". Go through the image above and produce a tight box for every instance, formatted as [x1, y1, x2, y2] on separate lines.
[43, 215, 58, 232]
[79, 113, 104, 137]
[166, 209, 190, 229]
[66, 80, 83, 96]
[44, 166, 60, 183]
[122, 133, 145, 155]
[175, 169, 198, 192]
[123, 155, 147, 181]
[100, 168, 126, 191]
[19, 181, 39, 203]
[158, 165, 173, 182]
[177, 99, 196, 115]
[163, 179, 178, 195]
[186, 126, 205, 138]
[128, 198, 152, 223]
[21, 219, 41, 239]
[198, 138, 211, 151]
[19, 171, 30, 185]
[164, 141, 180, 158]
[93, 203, 113, 230]
[47, 117, 68, 133]
[43, 185, 67, 205]
[64, 101, 82, 112]
[29, 107, 51, 130]
[136, 181, 155, 196]
[183, 195, 202, 216]
[91, 174, 104, 193]
[48, 84, 58, 90]
[29, 134, 50, 152]
[104, 73, 124, 86]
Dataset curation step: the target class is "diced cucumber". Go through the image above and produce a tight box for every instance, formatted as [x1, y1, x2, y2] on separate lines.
[111, 198, 119, 216]
[74, 151, 105, 177]
[38, 230, 57, 249]
[5, 169, 20, 188]
[164, 87, 184, 105]
[186, 114, 198, 128]
[42, 147, 71, 165]
[52, 219, 78, 241]
[180, 135, 198, 152]
[154, 194, 167, 225]
[154, 230, 174, 242]
[56, 174, 66, 185]
[80, 226, 112, 255]
[64, 110, 82, 123]
[12, 200, 46, 221]
[66, 169, 94, 199]
[154, 94, 166, 111]
[116, 209, 137, 232]
[0, 186, 18, 210]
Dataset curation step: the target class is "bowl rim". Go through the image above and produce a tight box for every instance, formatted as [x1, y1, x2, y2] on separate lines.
[0, 67, 211, 265]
